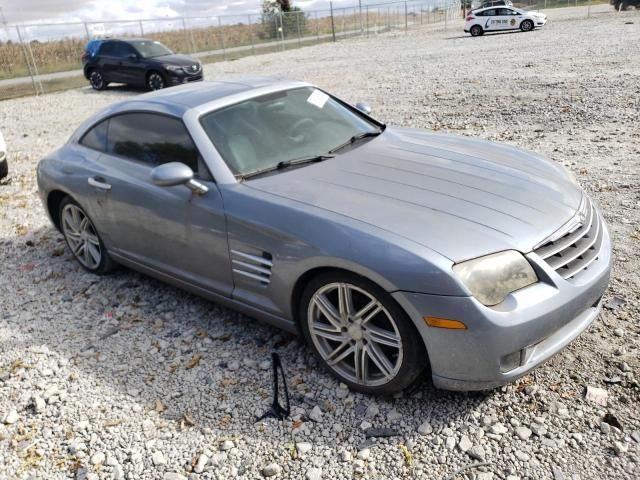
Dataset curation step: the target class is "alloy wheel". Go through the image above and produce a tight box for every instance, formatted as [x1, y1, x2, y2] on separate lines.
[148, 72, 165, 90]
[90, 71, 104, 90]
[307, 282, 403, 387]
[61, 204, 102, 270]
[521, 20, 533, 32]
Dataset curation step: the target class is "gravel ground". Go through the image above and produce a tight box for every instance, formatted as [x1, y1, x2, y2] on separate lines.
[1, 5, 639, 480]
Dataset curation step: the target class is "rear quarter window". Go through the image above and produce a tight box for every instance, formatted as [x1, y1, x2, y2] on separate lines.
[80, 120, 109, 152]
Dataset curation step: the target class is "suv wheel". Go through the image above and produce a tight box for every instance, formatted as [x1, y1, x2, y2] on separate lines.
[89, 69, 107, 90]
[147, 71, 166, 90]
[300, 272, 426, 395]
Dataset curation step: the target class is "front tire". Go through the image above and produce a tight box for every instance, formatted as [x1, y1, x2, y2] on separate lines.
[470, 25, 483, 37]
[147, 71, 166, 91]
[59, 197, 115, 275]
[300, 272, 426, 395]
[520, 20, 534, 32]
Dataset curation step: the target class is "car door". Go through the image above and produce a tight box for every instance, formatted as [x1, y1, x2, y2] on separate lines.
[117, 43, 144, 85]
[480, 9, 499, 31]
[496, 8, 519, 30]
[97, 41, 125, 83]
[86, 112, 233, 296]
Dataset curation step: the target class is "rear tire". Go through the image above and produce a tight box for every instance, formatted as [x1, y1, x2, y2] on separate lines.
[299, 271, 427, 395]
[470, 25, 483, 37]
[88, 69, 107, 91]
[59, 197, 115, 275]
[520, 20, 534, 32]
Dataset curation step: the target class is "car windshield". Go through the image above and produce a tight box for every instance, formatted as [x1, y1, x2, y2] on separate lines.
[200, 87, 381, 178]
[130, 40, 173, 58]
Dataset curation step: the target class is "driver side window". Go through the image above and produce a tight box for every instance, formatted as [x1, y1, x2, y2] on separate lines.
[106, 113, 200, 172]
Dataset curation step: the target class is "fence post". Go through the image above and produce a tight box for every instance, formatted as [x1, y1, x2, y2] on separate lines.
[366, 5, 369, 36]
[296, 11, 302, 47]
[83, 22, 90, 39]
[16, 25, 44, 95]
[248, 15, 255, 55]
[315, 11, 320, 42]
[445, 1, 448, 32]
[405, 1, 408, 33]
[139, 20, 144, 36]
[218, 17, 227, 60]
[278, 11, 285, 50]
[330, 1, 336, 42]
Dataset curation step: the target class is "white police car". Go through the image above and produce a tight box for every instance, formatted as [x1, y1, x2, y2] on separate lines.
[464, 7, 547, 37]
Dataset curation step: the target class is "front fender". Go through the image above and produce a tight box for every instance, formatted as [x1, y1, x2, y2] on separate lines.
[221, 184, 466, 321]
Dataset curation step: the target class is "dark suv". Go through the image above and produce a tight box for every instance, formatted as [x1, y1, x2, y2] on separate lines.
[82, 38, 203, 91]
[611, 0, 639, 9]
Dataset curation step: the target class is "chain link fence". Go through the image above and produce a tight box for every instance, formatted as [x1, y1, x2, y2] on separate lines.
[0, 0, 609, 100]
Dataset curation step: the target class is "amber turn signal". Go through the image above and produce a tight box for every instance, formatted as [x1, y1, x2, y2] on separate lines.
[423, 316, 467, 330]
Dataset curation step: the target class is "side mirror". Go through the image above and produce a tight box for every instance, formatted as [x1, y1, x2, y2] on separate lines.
[127, 53, 138, 61]
[151, 162, 208, 195]
[355, 102, 372, 115]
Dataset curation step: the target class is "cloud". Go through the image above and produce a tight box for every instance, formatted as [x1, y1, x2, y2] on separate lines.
[1, 0, 382, 25]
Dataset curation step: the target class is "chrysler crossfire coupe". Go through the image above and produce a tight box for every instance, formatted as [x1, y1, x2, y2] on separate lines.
[37, 78, 611, 394]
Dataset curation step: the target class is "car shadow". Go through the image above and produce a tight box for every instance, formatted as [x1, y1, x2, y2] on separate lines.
[448, 29, 535, 40]
[1, 224, 509, 473]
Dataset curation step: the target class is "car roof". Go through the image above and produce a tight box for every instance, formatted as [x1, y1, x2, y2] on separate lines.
[86, 77, 311, 121]
[472, 5, 515, 11]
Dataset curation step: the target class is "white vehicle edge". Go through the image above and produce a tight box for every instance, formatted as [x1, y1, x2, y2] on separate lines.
[464, 7, 547, 37]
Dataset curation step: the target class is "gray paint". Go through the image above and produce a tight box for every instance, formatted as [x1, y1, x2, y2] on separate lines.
[37, 78, 612, 390]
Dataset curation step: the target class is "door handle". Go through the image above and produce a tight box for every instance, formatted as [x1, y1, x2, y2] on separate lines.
[88, 176, 111, 191]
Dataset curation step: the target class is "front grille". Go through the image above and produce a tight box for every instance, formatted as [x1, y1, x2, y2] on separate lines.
[533, 197, 603, 280]
[187, 64, 201, 75]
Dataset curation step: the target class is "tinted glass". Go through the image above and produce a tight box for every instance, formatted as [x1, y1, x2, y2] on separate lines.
[98, 41, 116, 56]
[118, 43, 137, 57]
[497, 8, 515, 14]
[200, 87, 379, 176]
[80, 120, 108, 152]
[484, 9, 497, 15]
[129, 40, 173, 58]
[107, 113, 199, 171]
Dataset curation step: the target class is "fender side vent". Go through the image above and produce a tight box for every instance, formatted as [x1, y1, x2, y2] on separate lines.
[231, 250, 273, 285]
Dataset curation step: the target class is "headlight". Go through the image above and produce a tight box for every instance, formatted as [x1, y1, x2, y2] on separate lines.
[165, 65, 184, 73]
[453, 250, 538, 306]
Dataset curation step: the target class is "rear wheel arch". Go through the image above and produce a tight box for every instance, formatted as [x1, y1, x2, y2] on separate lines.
[47, 190, 69, 231]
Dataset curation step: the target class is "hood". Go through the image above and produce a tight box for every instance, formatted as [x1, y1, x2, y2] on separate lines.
[247, 127, 582, 262]
[151, 53, 200, 68]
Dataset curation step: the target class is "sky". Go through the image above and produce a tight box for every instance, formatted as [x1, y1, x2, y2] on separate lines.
[0, 0, 363, 25]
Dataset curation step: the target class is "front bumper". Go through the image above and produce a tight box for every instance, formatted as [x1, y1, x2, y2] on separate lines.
[393, 220, 611, 391]
[167, 70, 203, 86]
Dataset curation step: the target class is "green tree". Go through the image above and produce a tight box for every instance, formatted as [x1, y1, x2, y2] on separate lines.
[260, 0, 307, 40]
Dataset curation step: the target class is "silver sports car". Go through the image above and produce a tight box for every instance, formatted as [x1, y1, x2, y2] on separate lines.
[37, 78, 611, 394]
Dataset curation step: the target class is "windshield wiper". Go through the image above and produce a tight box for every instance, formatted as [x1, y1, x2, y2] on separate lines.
[328, 129, 384, 154]
[276, 154, 334, 170]
[241, 154, 334, 180]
